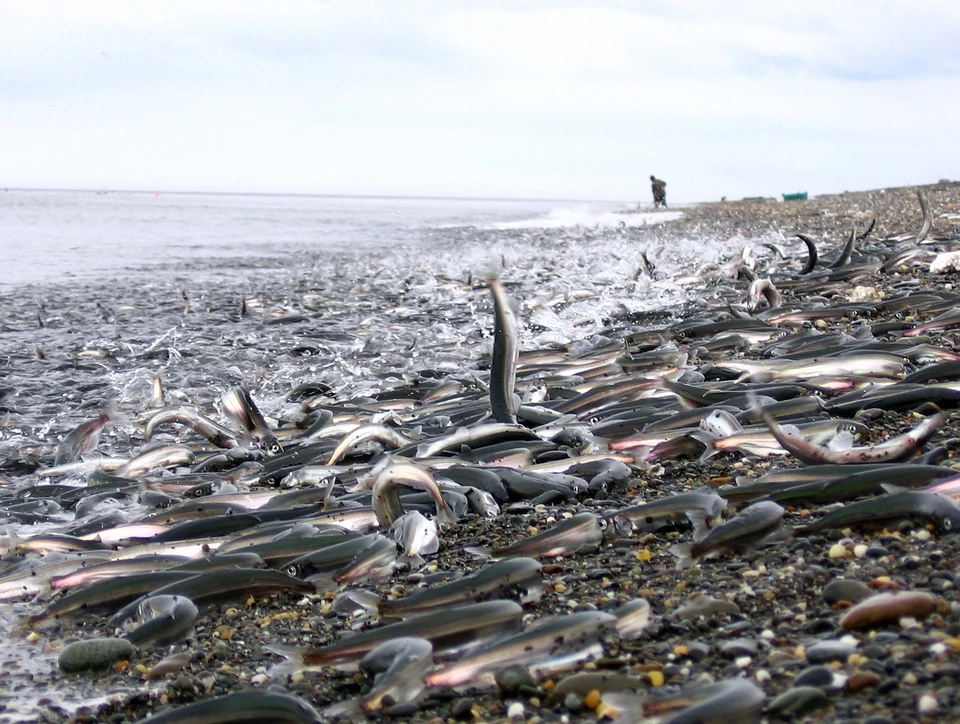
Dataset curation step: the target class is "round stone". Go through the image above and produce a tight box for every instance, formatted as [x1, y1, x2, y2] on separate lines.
[59, 638, 137, 673]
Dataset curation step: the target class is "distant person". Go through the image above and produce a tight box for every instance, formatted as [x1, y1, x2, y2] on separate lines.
[650, 175, 667, 208]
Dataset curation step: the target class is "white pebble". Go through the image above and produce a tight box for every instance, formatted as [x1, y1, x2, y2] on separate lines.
[759, 629, 776, 640]
[507, 701, 525, 720]
[918, 692, 939, 715]
[250, 673, 269, 685]
[735, 655, 752, 669]
[929, 642, 948, 657]
[913, 529, 932, 541]
[755, 669, 771, 683]
[829, 543, 851, 559]
[853, 544, 868, 558]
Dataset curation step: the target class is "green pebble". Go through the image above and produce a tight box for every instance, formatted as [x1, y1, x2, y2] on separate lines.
[59, 637, 137, 673]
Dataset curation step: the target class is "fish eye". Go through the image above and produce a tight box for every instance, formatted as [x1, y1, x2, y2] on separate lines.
[598, 518, 608, 529]
[943, 519, 952, 530]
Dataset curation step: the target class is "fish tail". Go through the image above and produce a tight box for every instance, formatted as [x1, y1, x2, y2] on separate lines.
[668, 543, 695, 570]
[689, 431, 719, 462]
[265, 643, 308, 678]
[463, 545, 493, 560]
[686, 510, 711, 542]
[332, 589, 382, 619]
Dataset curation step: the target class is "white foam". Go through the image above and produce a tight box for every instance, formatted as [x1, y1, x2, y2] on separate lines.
[489, 207, 683, 230]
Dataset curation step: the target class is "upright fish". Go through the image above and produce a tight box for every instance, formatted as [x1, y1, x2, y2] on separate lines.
[54, 410, 120, 465]
[489, 277, 520, 424]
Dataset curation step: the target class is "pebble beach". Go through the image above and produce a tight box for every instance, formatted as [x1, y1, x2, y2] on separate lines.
[3, 181, 960, 723]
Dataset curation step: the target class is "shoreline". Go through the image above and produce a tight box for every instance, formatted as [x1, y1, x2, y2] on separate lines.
[2, 182, 960, 722]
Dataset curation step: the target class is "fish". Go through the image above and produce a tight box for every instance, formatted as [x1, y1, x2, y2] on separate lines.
[129, 691, 322, 724]
[222, 386, 283, 455]
[267, 600, 523, 675]
[54, 410, 121, 465]
[669, 500, 785, 569]
[489, 277, 521, 423]
[358, 637, 434, 713]
[389, 510, 439, 568]
[795, 489, 960, 535]
[343, 557, 544, 621]
[465, 511, 605, 560]
[613, 491, 727, 537]
[423, 610, 618, 689]
[118, 594, 199, 647]
[326, 424, 415, 465]
[371, 462, 458, 528]
[752, 395, 947, 465]
[144, 406, 240, 448]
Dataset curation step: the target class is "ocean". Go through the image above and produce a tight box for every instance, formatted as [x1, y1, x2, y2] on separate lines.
[1, 189, 671, 288]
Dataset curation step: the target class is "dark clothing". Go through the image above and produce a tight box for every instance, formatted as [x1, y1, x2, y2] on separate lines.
[650, 176, 667, 208]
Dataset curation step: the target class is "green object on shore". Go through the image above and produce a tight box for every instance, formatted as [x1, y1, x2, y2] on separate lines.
[59, 637, 137, 673]
[782, 192, 808, 201]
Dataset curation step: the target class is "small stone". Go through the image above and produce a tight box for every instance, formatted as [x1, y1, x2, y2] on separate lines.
[646, 671, 664, 687]
[451, 698, 474, 720]
[917, 691, 939, 715]
[823, 578, 873, 605]
[59, 638, 137, 674]
[563, 693, 584, 713]
[795, 665, 846, 691]
[829, 543, 851, 559]
[720, 639, 758, 658]
[806, 640, 856, 663]
[841, 591, 939, 631]
[584, 689, 602, 709]
[496, 665, 536, 696]
[846, 670, 882, 693]
[26, 631, 40, 643]
[507, 701, 525, 720]
[853, 544, 868, 559]
[765, 686, 830, 717]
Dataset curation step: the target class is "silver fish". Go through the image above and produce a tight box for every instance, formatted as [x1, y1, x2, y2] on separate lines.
[390, 510, 439, 568]
[489, 277, 520, 423]
[371, 462, 458, 529]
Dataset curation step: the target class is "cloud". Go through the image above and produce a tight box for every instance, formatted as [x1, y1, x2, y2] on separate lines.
[1, 1, 958, 200]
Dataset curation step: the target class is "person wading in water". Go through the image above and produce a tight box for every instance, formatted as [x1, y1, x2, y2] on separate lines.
[650, 175, 667, 208]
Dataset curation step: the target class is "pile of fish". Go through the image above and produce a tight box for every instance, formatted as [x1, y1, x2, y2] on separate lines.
[3, 189, 960, 721]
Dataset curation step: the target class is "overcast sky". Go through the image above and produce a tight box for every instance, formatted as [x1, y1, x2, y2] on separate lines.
[2, 1, 959, 202]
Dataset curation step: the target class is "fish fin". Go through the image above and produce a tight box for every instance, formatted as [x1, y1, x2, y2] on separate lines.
[397, 552, 426, 569]
[304, 571, 339, 592]
[686, 510, 712, 542]
[463, 545, 493, 560]
[436, 504, 459, 528]
[825, 430, 854, 451]
[881, 483, 908, 494]
[333, 589, 382, 618]
[668, 543, 696, 570]
[688, 431, 719, 462]
[264, 643, 307, 678]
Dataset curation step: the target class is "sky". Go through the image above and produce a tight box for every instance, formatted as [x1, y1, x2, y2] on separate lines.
[2, 1, 959, 203]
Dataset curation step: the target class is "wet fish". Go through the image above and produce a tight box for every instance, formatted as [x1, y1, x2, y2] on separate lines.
[129, 690, 322, 724]
[796, 490, 960, 535]
[358, 637, 433, 713]
[669, 500, 785, 569]
[390, 510, 439, 568]
[465, 511, 605, 560]
[54, 410, 120, 466]
[267, 600, 523, 675]
[326, 424, 415, 465]
[371, 462, 458, 528]
[489, 277, 521, 423]
[222, 386, 283, 455]
[613, 491, 727, 537]
[144, 406, 240, 448]
[346, 557, 544, 621]
[118, 593, 199, 647]
[753, 396, 947, 465]
[424, 609, 618, 689]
